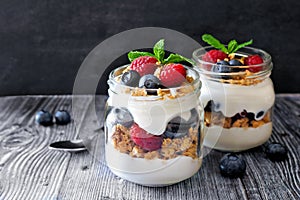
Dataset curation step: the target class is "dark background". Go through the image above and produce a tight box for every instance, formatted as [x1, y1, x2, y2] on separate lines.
[0, 0, 299, 96]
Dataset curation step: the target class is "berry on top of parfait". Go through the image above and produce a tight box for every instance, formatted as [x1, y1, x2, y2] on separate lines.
[119, 39, 197, 97]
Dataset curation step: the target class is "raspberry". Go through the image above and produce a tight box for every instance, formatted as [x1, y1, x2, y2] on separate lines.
[244, 54, 263, 73]
[160, 63, 186, 87]
[129, 56, 158, 76]
[202, 50, 227, 63]
[130, 123, 162, 151]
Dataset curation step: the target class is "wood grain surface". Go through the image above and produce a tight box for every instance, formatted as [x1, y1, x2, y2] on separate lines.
[0, 95, 299, 200]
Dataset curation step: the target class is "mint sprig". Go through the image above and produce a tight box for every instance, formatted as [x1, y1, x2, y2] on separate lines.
[127, 51, 155, 62]
[127, 39, 194, 65]
[153, 39, 165, 62]
[164, 53, 195, 65]
[202, 34, 253, 54]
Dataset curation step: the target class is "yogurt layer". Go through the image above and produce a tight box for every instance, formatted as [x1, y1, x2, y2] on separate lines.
[105, 143, 202, 186]
[203, 123, 272, 151]
[107, 89, 200, 135]
[200, 77, 275, 119]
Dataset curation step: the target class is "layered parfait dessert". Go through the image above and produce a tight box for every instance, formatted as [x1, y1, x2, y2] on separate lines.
[193, 34, 275, 151]
[105, 40, 203, 186]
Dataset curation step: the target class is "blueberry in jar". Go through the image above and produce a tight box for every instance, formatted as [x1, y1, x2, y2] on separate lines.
[204, 100, 218, 112]
[35, 110, 53, 126]
[256, 111, 265, 119]
[219, 153, 246, 178]
[106, 107, 134, 128]
[55, 110, 71, 125]
[139, 74, 162, 95]
[163, 117, 189, 139]
[211, 61, 231, 73]
[121, 70, 140, 87]
[186, 108, 199, 126]
[139, 74, 161, 89]
[229, 59, 243, 66]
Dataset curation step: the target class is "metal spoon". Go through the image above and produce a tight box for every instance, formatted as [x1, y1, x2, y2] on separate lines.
[49, 139, 88, 152]
[49, 127, 104, 152]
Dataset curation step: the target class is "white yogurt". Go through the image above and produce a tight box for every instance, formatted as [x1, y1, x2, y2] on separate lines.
[203, 123, 272, 151]
[107, 89, 200, 135]
[105, 143, 202, 186]
[200, 77, 275, 118]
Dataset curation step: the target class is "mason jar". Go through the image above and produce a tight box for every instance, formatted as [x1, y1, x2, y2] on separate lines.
[104, 65, 203, 186]
[193, 46, 275, 152]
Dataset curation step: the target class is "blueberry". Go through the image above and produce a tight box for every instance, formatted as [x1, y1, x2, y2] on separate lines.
[35, 110, 53, 126]
[217, 60, 230, 65]
[246, 112, 255, 121]
[186, 108, 199, 125]
[264, 142, 288, 162]
[211, 61, 231, 73]
[163, 109, 199, 139]
[239, 110, 247, 118]
[229, 59, 243, 66]
[139, 74, 162, 95]
[55, 110, 71, 125]
[211, 61, 236, 80]
[139, 74, 161, 89]
[204, 100, 217, 112]
[256, 111, 264, 119]
[163, 116, 190, 139]
[121, 70, 140, 87]
[106, 107, 133, 128]
[219, 153, 246, 178]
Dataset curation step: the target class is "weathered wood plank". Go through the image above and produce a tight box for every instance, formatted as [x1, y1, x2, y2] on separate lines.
[0, 95, 299, 200]
[0, 96, 93, 200]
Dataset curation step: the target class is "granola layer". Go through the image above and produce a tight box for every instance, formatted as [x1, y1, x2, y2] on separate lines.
[111, 124, 199, 160]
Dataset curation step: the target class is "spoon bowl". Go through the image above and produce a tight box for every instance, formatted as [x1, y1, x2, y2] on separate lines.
[49, 139, 87, 152]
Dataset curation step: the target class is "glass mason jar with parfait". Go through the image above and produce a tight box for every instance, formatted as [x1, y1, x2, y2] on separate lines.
[193, 34, 275, 152]
[105, 40, 203, 186]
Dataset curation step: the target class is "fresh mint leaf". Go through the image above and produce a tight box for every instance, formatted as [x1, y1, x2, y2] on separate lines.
[163, 54, 195, 65]
[127, 51, 155, 62]
[228, 40, 238, 54]
[153, 39, 165, 63]
[233, 39, 253, 52]
[202, 34, 228, 53]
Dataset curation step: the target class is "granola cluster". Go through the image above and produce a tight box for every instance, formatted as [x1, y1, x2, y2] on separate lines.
[219, 70, 262, 86]
[111, 124, 200, 160]
[204, 110, 271, 129]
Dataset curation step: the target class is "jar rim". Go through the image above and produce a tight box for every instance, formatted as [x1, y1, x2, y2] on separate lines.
[192, 46, 272, 67]
[192, 46, 273, 82]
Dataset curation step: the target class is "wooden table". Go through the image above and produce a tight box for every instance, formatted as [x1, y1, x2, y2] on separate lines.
[0, 94, 299, 200]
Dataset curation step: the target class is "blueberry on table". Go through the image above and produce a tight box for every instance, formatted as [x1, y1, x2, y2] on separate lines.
[55, 110, 71, 125]
[219, 153, 246, 178]
[106, 107, 133, 128]
[121, 70, 141, 87]
[35, 110, 53, 126]
[264, 142, 288, 162]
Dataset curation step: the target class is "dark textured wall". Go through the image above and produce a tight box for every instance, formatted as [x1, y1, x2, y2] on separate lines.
[0, 0, 299, 95]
